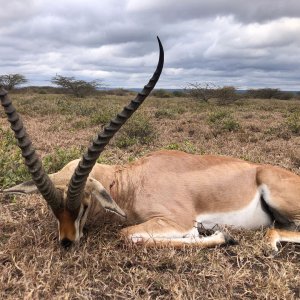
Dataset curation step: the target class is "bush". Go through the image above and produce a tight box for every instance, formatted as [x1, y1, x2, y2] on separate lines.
[172, 90, 186, 97]
[208, 111, 230, 123]
[89, 107, 119, 126]
[154, 109, 176, 119]
[57, 99, 95, 116]
[115, 135, 138, 148]
[164, 143, 180, 150]
[0, 129, 30, 188]
[0, 74, 28, 90]
[186, 83, 238, 104]
[215, 86, 238, 105]
[208, 110, 240, 132]
[164, 141, 197, 154]
[222, 118, 240, 131]
[152, 89, 172, 98]
[246, 88, 294, 100]
[43, 148, 82, 174]
[185, 82, 216, 102]
[115, 116, 156, 148]
[286, 112, 300, 134]
[101, 89, 131, 96]
[51, 75, 105, 98]
[274, 91, 294, 100]
[246, 88, 279, 99]
[0, 128, 82, 188]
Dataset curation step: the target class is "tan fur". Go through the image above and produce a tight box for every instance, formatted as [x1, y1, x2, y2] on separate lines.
[43, 150, 300, 250]
[6, 150, 300, 250]
[56, 209, 77, 241]
[266, 228, 300, 251]
[257, 166, 300, 221]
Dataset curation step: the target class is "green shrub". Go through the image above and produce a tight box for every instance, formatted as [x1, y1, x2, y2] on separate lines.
[115, 116, 156, 148]
[222, 118, 240, 132]
[89, 108, 118, 126]
[172, 90, 186, 97]
[208, 110, 240, 132]
[246, 88, 280, 99]
[72, 119, 89, 129]
[108, 88, 130, 96]
[275, 91, 294, 100]
[164, 143, 180, 150]
[152, 89, 172, 98]
[115, 136, 137, 148]
[246, 88, 294, 100]
[100, 88, 131, 96]
[0, 129, 30, 188]
[286, 112, 300, 134]
[208, 111, 230, 123]
[0, 128, 83, 189]
[57, 99, 96, 116]
[185, 82, 215, 102]
[43, 147, 82, 174]
[154, 109, 176, 119]
[164, 141, 197, 154]
[215, 86, 238, 105]
[38, 89, 47, 94]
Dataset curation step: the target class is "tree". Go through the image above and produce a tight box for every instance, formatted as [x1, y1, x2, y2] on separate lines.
[51, 75, 104, 97]
[246, 88, 280, 99]
[215, 86, 238, 105]
[0, 74, 28, 90]
[185, 82, 217, 102]
[186, 82, 238, 105]
[151, 89, 172, 98]
[246, 88, 294, 100]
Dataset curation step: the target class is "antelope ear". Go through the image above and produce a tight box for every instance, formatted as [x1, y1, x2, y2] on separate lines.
[87, 178, 126, 218]
[3, 180, 38, 194]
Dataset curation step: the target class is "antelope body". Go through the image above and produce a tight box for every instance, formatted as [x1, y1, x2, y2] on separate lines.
[1, 37, 300, 252]
[41, 150, 300, 250]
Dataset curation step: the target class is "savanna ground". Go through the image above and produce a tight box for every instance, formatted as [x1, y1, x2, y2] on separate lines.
[1, 91, 300, 299]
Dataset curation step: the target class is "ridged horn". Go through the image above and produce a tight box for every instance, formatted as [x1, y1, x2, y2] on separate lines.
[66, 36, 164, 211]
[0, 89, 63, 212]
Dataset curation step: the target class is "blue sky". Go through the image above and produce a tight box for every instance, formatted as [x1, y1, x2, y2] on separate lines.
[1, 0, 300, 90]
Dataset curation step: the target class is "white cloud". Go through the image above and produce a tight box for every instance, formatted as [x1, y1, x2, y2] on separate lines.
[0, 0, 300, 89]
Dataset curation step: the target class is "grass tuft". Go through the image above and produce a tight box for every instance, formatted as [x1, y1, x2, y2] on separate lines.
[286, 112, 300, 134]
[208, 110, 240, 133]
[0, 129, 30, 188]
[115, 115, 156, 148]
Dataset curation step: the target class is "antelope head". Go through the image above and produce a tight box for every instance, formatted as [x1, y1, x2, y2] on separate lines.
[1, 37, 164, 248]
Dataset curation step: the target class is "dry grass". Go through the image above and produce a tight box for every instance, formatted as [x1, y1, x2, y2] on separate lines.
[1, 93, 300, 299]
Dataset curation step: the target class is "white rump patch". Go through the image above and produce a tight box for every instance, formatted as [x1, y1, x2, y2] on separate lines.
[196, 188, 273, 230]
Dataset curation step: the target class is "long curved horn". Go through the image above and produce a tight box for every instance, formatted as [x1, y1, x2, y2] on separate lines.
[0, 89, 63, 212]
[66, 36, 164, 212]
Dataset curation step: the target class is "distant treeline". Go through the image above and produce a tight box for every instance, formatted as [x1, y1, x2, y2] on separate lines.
[243, 88, 298, 100]
[11, 86, 136, 96]
[10, 85, 300, 101]
[152, 87, 300, 103]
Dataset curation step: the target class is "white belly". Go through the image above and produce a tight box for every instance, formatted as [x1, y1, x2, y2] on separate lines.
[196, 190, 272, 229]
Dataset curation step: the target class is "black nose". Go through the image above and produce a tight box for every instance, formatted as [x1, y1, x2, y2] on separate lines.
[60, 238, 73, 248]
